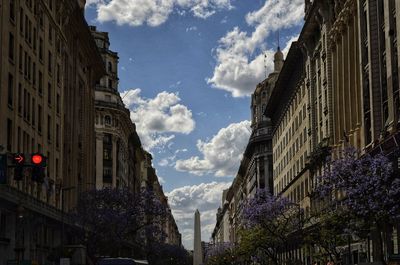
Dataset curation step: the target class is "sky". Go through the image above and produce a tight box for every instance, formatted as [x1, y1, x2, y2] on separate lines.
[85, 0, 305, 250]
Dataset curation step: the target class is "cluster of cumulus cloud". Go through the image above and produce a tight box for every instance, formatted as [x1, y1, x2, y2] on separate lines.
[95, 0, 306, 250]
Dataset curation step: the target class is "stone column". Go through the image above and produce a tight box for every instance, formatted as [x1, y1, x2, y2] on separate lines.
[112, 136, 117, 188]
[95, 133, 103, 189]
[193, 209, 203, 265]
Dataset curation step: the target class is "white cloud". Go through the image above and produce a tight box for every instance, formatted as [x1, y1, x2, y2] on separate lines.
[175, 120, 251, 177]
[220, 15, 228, 24]
[158, 148, 188, 167]
[208, 0, 304, 97]
[87, 0, 233, 27]
[158, 176, 166, 184]
[121, 89, 195, 151]
[186, 26, 198, 32]
[158, 158, 169, 167]
[166, 181, 231, 250]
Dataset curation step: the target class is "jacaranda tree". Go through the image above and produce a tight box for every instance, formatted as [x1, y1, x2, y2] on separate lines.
[315, 147, 400, 264]
[74, 187, 167, 258]
[204, 242, 238, 265]
[240, 189, 304, 265]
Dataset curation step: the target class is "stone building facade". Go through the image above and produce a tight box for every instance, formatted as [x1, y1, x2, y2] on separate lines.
[211, 50, 281, 245]
[264, 0, 400, 263]
[0, 0, 104, 263]
[90, 26, 142, 192]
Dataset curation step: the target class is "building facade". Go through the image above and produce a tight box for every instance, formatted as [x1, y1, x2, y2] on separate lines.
[90, 26, 142, 192]
[0, 0, 104, 263]
[264, 0, 400, 263]
[211, 50, 281, 245]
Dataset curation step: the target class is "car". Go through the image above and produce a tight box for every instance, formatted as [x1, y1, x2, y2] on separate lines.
[97, 258, 149, 265]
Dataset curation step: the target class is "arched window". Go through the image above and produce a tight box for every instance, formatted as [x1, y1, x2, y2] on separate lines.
[108, 62, 112, 72]
[105, 115, 111, 125]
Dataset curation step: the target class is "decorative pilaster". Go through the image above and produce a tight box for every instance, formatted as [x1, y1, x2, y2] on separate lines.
[95, 133, 104, 189]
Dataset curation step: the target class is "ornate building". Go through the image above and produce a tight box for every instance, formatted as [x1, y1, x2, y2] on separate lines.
[90, 26, 182, 246]
[0, 0, 104, 262]
[90, 26, 142, 191]
[211, 49, 281, 244]
[147, 153, 182, 246]
[265, 0, 400, 263]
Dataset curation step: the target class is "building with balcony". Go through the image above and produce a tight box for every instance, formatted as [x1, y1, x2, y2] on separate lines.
[211, 49, 281, 244]
[264, 0, 400, 263]
[0, 0, 104, 263]
[90, 26, 143, 192]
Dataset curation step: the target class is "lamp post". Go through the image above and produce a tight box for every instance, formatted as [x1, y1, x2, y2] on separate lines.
[61, 186, 75, 255]
[15, 204, 25, 263]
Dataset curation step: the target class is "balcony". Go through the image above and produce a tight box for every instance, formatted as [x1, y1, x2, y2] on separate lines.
[95, 100, 130, 116]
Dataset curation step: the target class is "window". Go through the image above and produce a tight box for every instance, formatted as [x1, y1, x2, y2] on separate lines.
[108, 79, 112, 89]
[8, 32, 14, 61]
[18, 83, 22, 114]
[8, 73, 14, 107]
[39, 71, 43, 95]
[24, 51, 27, 77]
[49, 25, 53, 43]
[48, 83, 52, 104]
[56, 64, 60, 84]
[19, 45, 23, 70]
[48, 51, 52, 73]
[27, 92, 31, 122]
[20, 8, 24, 33]
[10, 0, 15, 21]
[23, 89, 27, 119]
[47, 115, 51, 141]
[103, 148, 112, 160]
[39, 38, 43, 60]
[39, 9, 44, 28]
[103, 167, 112, 182]
[38, 105, 42, 133]
[108, 62, 112, 72]
[103, 134, 112, 144]
[24, 15, 28, 40]
[27, 56, 31, 80]
[56, 124, 59, 148]
[7, 119, 13, 151]
[105, 115, 111, 125]
[32, 98, 36, 127]
[32, 63, 36, 86]
[33, 28, 37, 51]
[56, 94, 60, 114]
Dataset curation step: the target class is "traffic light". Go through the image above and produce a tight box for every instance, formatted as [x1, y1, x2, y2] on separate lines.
[0, 154, 7, 184]
[31, 153, 46, 166]
[31, 153, 46, 183]
[13, 153, 25, 181]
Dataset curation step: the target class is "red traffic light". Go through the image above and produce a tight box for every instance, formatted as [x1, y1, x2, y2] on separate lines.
[14, 154, 25, 164]
[31, 154, 44, 165]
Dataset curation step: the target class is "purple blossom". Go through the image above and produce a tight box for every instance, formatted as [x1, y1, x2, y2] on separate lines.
[242, 189, 303, 229]
[315, 147, 400, 224]
[74, 187, 167, 258]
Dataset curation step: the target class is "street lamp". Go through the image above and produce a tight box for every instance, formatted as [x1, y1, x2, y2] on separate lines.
[15, 204, 25, 263]
[17, 205, 24, 219]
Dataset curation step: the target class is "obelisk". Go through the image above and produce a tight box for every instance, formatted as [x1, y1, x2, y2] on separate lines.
[193, 209, 203, 265]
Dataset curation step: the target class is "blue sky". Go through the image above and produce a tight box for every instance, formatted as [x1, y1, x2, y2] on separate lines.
[85, 0, 304, 250]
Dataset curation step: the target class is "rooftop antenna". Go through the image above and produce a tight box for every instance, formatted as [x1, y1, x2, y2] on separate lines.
[277, 30, 280, 50]
[264, 53, 267, 79]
